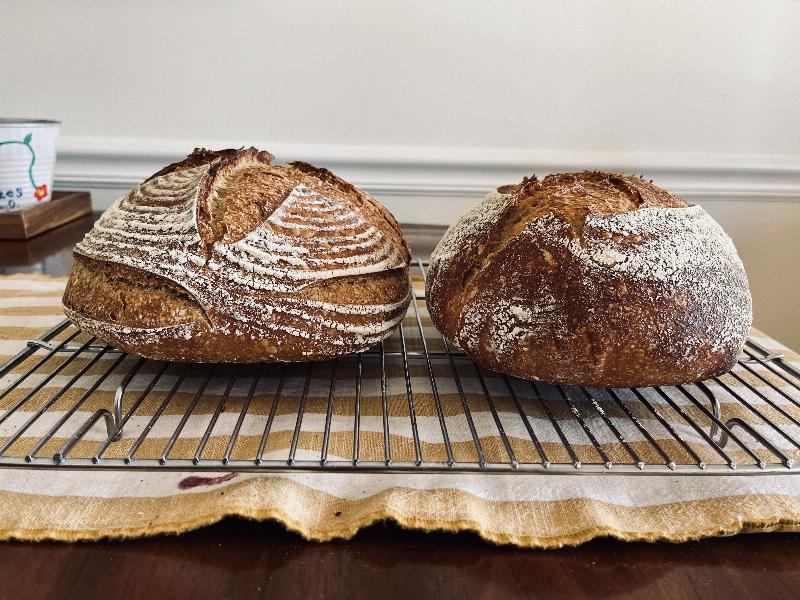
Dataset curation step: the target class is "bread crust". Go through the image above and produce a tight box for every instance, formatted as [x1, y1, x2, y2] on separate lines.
[63, 148, 411, 362]
[426, 172, 752, 387]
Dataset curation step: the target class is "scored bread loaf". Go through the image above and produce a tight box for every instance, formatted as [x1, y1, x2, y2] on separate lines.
[63, 148, 411, 362]
[426, 171, 752, 387]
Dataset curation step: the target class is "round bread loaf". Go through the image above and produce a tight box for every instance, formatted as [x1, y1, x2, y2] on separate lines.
[426, 171, 752, 387]
[63, 148, 411, 362]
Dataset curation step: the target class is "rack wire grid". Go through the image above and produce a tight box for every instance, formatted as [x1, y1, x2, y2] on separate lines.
[1, 259, 800, 475]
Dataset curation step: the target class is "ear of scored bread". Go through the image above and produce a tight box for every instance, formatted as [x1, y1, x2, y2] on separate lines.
[63, 148, 411, 362]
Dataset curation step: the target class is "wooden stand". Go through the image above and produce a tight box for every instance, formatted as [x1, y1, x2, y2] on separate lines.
[0, 191, 92, 240]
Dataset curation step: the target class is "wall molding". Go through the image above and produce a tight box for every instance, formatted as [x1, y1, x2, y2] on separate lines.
[54, 136, 800, 224]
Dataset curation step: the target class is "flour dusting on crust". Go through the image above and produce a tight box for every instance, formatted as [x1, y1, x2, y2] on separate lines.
[427, 191, 516, 302]
[510, 205, 752, 356]
[69, 152, 411, 359]
[430, 191, 516, 268]
[425, 175, 753, 386]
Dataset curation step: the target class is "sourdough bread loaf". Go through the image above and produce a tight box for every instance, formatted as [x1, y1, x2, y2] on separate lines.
[63, 148, 411, 362]
[426, 171, 752, 387]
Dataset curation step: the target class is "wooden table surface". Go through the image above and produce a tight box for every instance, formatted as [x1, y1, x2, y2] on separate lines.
[1, 207, 799, 600]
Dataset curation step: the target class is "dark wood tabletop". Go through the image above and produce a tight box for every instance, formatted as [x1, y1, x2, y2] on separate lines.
[1, 204, 799, 600]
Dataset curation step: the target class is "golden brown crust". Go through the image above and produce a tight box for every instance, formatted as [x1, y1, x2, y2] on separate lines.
[145, 147, 274, 183]
[63, 261, 410, 363]
[426, 171, 752, 387]
[63, 148, 411, 362]
[63, 256, 207, 328]
[496, 171, 688, 236]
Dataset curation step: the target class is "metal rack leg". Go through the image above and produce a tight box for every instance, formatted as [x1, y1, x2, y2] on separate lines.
[694, 382, 723, 445]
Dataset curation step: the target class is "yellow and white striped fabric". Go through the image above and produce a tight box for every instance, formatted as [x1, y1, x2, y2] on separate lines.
[2, 273, 800, 547]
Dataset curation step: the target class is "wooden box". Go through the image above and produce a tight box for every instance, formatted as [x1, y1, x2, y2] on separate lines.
[0, 191, 92, 240]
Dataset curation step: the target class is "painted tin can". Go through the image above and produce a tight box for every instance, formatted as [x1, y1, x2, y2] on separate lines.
[0, 119, 61, 211]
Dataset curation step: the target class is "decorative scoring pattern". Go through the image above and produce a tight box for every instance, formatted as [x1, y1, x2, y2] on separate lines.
[70, 156, 410, 355]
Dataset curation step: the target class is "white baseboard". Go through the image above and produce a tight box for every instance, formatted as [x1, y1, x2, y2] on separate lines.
[54, 136, 800, 225]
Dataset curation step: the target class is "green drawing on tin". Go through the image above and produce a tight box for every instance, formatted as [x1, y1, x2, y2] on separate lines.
[0, 132, 38, 189]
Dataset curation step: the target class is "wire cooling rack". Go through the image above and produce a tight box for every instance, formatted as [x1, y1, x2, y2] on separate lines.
[1, 259, 800, 475]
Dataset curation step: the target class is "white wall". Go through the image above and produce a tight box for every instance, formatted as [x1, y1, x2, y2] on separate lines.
[2, 0, 799, 348]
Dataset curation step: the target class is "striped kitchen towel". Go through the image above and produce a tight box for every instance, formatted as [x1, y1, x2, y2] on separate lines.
[1, 272, 800, 547]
